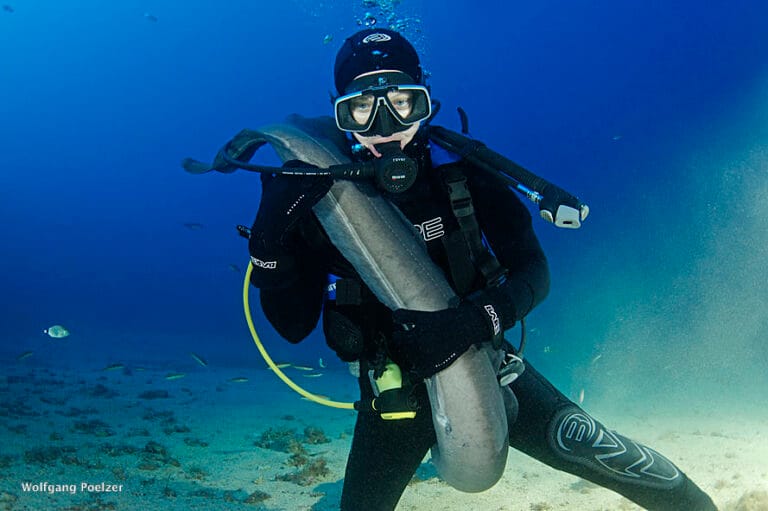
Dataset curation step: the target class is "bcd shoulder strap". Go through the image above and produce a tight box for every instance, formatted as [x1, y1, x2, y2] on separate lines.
[441, 165, 507, 290]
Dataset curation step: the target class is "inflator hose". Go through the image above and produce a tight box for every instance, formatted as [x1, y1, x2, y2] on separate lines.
[243, 261, 355, 410]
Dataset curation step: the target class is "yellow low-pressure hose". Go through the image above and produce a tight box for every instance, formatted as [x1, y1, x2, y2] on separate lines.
[243, 261, 355, 410]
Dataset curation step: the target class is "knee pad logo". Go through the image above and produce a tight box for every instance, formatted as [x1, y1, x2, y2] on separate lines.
[549, 408, 681, 488]
[555, 410, 597, 449]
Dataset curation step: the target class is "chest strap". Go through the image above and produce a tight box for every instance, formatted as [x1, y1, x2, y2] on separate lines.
[441, 166, 507, 289]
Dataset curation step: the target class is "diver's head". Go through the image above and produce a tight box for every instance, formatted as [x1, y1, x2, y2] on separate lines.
[333, 29, 430, 155]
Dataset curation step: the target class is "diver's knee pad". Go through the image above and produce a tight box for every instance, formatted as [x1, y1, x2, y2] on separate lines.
[547, 406, 683, 490]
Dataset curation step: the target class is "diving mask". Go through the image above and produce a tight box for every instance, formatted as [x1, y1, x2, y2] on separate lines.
[334, 72, 431, 135]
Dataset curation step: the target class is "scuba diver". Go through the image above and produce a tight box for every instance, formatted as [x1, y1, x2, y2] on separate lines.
[242, 29, 717, 511]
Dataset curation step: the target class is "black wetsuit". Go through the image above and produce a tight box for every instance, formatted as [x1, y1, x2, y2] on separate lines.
[252, 131, 717, 511]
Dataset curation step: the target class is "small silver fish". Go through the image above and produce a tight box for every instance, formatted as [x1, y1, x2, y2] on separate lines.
[302, 373, 323, 378]
[165, 372, 186, 380]
[323, 34, 333, 44]
[578, 388, 585, 404]
[17, 351, 33, 361]
[229, 377, 249, 383]
[44, 325, 70, 339]
[190, 352, 208, 367]
[144, 12, 158, 22]
[103, 363, 125, 371]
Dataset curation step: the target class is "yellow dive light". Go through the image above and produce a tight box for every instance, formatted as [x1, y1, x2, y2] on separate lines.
[372, 362, 417, 420]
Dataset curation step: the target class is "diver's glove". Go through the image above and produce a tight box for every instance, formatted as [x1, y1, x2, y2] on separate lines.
[390, 287, 515, 380]
[248, 162, 332, 289]
[254, 161, 333, 241]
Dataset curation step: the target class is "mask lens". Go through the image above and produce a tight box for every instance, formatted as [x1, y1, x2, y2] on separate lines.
[335, 93, 379, 131]
[384, 87, 430, 125]
[334, 85, 431, 133]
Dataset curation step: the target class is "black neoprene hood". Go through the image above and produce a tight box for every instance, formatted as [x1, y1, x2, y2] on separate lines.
[334, 28, 423, 94]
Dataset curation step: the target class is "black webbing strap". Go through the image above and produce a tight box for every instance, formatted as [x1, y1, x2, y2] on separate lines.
[442, 166, 507, 288]
[440, 231, 476, 296]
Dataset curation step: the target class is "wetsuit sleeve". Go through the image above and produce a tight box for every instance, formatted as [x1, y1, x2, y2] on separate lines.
[254, 228, 326, 343]
[468, 170, 551, 325]
[258, 269, 325, 343]
[248, 163, 331, 343]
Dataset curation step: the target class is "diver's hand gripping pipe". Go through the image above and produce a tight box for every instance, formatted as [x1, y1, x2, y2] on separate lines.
[429, 126, 589, 229]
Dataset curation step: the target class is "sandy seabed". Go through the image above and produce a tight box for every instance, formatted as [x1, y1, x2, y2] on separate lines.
[1, 361, 766, 511]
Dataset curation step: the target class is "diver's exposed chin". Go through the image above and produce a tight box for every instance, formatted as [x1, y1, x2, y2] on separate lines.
[353, 123, 420, 158]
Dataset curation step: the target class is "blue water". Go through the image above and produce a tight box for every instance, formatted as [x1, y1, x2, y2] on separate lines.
[2, 3, 768, 505]
[3, 0, 767, 384]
